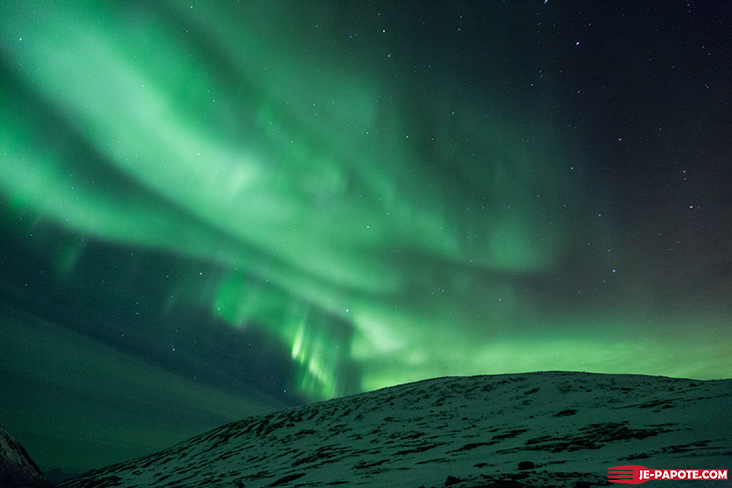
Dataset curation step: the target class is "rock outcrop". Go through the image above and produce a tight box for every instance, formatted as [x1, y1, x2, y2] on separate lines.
[0, 424, 52, 488]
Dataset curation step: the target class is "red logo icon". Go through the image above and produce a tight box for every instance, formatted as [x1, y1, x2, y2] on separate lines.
[609, 465, 648, 484]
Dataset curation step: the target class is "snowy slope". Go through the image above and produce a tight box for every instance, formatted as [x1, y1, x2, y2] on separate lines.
[58, 372, 731, 488]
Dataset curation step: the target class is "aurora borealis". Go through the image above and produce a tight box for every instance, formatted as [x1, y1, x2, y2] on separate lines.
[1, 1, 731, 475]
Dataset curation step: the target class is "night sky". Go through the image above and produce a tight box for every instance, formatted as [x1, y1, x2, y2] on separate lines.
[1, 1, 731, 475]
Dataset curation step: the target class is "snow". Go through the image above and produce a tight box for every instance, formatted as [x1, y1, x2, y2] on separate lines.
[58, 371, 731, 487]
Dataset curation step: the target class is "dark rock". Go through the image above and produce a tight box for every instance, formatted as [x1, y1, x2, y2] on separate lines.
[445, 474, 462, 485]
[269, 472, 306, 486]
[517, 460, 535, 470]
[0, 424, 52, 488]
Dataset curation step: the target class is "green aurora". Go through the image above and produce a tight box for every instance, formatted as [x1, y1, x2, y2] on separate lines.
[1, 1, 730, 474]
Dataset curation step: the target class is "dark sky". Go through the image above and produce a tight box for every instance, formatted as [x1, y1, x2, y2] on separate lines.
[1, 1, 730, 474]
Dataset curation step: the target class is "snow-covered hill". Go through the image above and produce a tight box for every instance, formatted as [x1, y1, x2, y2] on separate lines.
[59, 372, 731, 487]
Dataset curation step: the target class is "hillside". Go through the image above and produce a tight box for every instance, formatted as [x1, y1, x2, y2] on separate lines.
[59, 372, 732, 487]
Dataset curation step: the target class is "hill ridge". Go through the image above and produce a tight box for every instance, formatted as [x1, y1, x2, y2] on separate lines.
[59, 371, 732, 487]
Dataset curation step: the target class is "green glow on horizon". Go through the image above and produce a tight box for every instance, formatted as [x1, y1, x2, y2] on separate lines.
[1, 2, 729, 404]
[358, 315, 732, 392]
